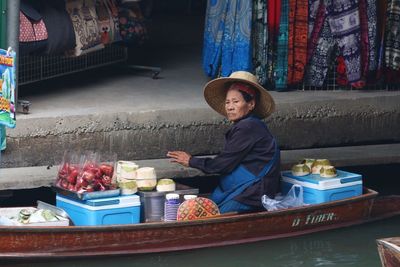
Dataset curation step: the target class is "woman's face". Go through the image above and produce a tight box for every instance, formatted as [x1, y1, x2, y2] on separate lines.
[225, 88, 255, 122]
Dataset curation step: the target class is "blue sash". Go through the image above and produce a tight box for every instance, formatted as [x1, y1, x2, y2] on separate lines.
[211, 118, 279, 207]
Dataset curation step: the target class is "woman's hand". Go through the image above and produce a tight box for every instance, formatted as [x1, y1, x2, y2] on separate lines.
[167, 151, 192, 167]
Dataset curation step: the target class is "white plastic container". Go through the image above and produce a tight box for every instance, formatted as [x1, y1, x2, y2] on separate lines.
[136, 167, 157, 191]
[116, 161, 138, 180]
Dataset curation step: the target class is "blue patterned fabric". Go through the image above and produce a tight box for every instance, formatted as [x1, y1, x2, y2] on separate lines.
[203, 0, 253, 78]
[274, 0, 289, 90]
[218, 199, 255, 213]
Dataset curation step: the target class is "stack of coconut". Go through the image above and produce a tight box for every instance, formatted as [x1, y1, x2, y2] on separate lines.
[291, 159, 337, 178]
[116, 161, 176, 195]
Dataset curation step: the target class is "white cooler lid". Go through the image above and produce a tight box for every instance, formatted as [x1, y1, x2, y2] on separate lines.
[281, 169, 362, 190]
[56, 194, 140, 211]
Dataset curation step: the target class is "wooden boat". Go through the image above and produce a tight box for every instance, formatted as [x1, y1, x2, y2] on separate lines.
[377, 237, 400, 267]
[0, 188, 400, 261]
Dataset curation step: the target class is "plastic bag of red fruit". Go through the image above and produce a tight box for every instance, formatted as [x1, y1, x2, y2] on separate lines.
[56, 151, 118, 195]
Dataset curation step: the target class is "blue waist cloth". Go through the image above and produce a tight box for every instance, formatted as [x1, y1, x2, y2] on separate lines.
[211, 141, 279, 208]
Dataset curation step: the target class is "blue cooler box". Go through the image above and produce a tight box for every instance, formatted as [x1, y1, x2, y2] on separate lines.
[56, 194, 140, 226]
[281, 170, 362, 204]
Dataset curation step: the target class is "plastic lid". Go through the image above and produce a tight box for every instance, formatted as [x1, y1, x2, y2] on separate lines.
[166, 193, 179, 200]
[183, 195, 197, 200]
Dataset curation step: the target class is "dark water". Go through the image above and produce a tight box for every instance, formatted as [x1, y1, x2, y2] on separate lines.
[2, 216, 400, 267]
[1, 164, 399, 267]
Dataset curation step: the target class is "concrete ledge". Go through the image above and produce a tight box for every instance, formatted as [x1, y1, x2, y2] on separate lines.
[2, 92, 400, 168]
[1, 143, 399, 190]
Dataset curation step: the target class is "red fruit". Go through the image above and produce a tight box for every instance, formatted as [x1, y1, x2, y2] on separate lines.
[91, 168, 103, 179]
[67, 169, 79, 184]
[68, 164, 79, 173]
[81, 171, 95, 182]
[83, 161, 98, 171]
[58, 168, 68, 180]
[60, 179, 69, 189]
[100, 164, 114, 177]
[102, 175, 112, 186]
[68, 183, 76, 191]
[85, 185, 95, 192]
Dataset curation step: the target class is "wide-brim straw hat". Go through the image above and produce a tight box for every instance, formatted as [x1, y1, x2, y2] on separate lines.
[203, 71, 275, 119]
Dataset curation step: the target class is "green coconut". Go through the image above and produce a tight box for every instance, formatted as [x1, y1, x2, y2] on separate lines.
[311, 159, 332, 174]
[119, 180, 137, 189]
[320, 165, 337, 178]
[291, 164, 311, 176]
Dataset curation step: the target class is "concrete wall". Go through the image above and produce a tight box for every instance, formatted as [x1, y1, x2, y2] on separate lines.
[2, 94, 399, 168]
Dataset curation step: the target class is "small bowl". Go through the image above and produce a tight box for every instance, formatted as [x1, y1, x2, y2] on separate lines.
[119, 180, 138, 195]
[311, 159, 332, 174]
[299, 158, 315, 170]
[320, 165, 337, 178]
[291, 164, 311, 177]
[156, 178, 176, 192]
[136, 167, 157, 191]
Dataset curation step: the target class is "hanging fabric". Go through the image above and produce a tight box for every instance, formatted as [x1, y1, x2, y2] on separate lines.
[252, 0, 269, 86]
[287, 0, 308, 85]
[37, 0, 76, 55]
[19, 0, 49, 56]
[384, 0, 400, 70]
[366, 0, 377, 78]
[66, 0, 104, 57]
[203, 0, 253, 78]
[118, 2, 148, 45]
[266, 0, 281, 84]
[275, 0, 289, 90]
[384, 0, 400, 84]
[305, 0, 363, 87]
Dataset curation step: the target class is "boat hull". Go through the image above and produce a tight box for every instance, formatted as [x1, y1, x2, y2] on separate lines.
[377, 237, 400, 267]
[0, 188, 399, 260]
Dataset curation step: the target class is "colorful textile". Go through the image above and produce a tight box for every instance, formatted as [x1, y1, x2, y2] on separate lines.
[0, 49, 16, 129]
[287, 0, 308, 85]
[307, 0, 326, 63]
[118, 2, 148, 45]
[366, 0, 377, 74]
[177, 197, 220, 221]
[267, 0, 281, 84]
[252, 0, 268, 86]
[305, 0, 363, 87]
[385, 0, 400, 71]
[203, 0, 253, 78]
[304, 17, 334, 87]
[66, 0, 104, 56]
[358, 0, 369, 86]
[275, 0, 289, 90]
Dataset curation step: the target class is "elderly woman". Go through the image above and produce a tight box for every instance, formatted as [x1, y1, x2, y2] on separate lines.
[167, 71, 280, 214]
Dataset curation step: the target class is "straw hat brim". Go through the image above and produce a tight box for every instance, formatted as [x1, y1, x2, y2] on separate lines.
[203, 77, 275, 119]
